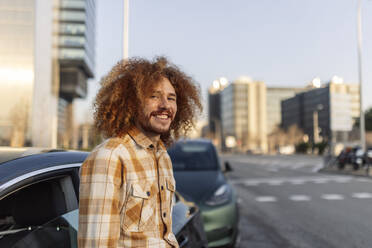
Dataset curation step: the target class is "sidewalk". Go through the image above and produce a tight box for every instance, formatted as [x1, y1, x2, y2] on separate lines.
[319, 159, 372, 178]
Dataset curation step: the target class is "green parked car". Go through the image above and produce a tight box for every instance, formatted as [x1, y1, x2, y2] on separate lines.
[168, 139, 239, 248]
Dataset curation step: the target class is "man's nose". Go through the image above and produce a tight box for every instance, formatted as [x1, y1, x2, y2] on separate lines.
[159, 96, 170, 108]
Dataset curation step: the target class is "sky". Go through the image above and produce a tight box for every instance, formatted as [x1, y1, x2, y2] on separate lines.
[76, 0, 372, 124]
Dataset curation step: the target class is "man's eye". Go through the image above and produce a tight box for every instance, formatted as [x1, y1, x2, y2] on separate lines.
[168, 97, 176, 101]
[151, 95, 159, 99]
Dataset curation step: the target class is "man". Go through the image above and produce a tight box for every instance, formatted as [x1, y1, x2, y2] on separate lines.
[78, 57, 202, 248]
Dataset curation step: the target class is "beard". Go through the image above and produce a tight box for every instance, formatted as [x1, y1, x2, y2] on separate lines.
[137, 109, 174, 135]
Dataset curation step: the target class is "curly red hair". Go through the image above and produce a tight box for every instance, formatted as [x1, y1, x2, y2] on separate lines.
[93, 56, 202, 146]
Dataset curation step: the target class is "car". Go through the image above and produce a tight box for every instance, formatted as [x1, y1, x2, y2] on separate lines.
[0, 148, 207, 248]
[168, 139, 239, 248]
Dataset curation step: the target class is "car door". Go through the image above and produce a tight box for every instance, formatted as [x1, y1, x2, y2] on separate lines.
[0, 164, 80, 248]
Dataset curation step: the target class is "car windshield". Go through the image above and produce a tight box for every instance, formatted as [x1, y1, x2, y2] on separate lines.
[168, 142, 218, 171]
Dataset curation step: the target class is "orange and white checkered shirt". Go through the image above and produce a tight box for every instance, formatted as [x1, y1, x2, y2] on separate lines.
[78, 126, 179, 248]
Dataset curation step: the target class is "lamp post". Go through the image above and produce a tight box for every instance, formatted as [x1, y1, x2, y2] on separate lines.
[123, 0, 129, 60]
[357, 0, 366, 153]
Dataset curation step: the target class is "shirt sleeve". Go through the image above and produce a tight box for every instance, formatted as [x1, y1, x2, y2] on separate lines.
[78, 147, 124, 248]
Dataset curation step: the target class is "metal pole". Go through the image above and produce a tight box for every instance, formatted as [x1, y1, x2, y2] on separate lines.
[357, 0, 367, 172]
[123, 0, 129, 60]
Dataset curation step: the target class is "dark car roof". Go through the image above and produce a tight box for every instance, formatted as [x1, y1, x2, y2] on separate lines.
[0, 150, 89, 187]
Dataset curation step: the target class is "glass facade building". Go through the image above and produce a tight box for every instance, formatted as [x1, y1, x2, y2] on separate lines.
[0, 0, 35, 146]
[220, 77, 267, 153]
[266, 87, 304, 135]
[0, 0, 95, 147]
[281, 82, 360, 151]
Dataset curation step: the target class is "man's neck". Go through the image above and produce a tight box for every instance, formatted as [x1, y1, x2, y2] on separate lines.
[135, 124, 160, 148]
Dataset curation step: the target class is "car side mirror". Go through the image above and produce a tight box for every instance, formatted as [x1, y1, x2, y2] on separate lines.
[224, 161, 233, 172]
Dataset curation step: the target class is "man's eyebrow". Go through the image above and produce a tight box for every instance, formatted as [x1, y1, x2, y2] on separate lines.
[152, 91, 177, 97]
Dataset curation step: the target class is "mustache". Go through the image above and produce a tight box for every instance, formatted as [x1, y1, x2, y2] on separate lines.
[151, 109, 173, 116]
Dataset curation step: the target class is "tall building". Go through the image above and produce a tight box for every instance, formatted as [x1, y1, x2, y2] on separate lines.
[0, 0, 95, 148]
[281, 79, 360, 150]
[56, 0, 96, 148]
[220, 77, 267, 153]
[208, 77, 228, 148]
[266, 87, 304, 135]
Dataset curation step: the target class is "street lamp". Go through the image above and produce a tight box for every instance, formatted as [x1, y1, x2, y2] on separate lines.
[123, 0, 129, 60]
[357, 0, 366, 153]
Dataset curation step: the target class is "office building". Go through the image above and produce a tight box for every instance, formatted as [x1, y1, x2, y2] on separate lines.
[208, 77, 228, 148]
[0, 0, 95, 148]
[281, 79, 360, 148]
[266, 87, 304, 135]
[220, 76, 267, 153]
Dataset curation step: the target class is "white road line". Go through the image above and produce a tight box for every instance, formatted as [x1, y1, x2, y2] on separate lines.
[321, 194, 344, 200]
[352, 193, 372, 199]
[231, 175, 353, 186]
[267, 180, 283, 186]
[289, 195, 311, 201]
[290, 180, 305, 185]
[332, 178, 351, 183]
[255, 196, 277, 202]
[356, 178, 372, 183]
[244, 182, 260, 186]
[313, 179, 328, 184]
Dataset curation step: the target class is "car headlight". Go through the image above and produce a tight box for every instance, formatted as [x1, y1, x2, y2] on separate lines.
[205, 184, 231, 206]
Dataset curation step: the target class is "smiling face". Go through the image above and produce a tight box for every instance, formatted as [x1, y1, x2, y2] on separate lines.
[136, 77, 177, 138]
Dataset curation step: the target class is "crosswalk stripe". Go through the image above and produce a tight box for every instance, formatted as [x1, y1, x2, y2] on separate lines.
[255, 196, 277, 202]
[289, 195, 311, 201]
[321, 194, 344, 200]
[352, 193, 372, 199]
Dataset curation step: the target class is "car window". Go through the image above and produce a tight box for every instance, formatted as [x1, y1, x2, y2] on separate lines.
[0, 176, 78, 247]
[168, 142, 218, 171]
[0, 209, 79, 248]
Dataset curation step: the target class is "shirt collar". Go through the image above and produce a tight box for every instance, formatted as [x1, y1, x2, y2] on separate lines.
[127, 126, 166, 151]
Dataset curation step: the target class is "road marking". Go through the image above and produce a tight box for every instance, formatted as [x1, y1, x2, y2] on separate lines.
[255, 196, 277, 202]
[289, 195, 311, 201]
[332, 178, 351, 183]
[290, 180, 305, 185]
[232, 175, 353, 186]
[244, 181, 260, 186]
[356, 178, 372, 183]
[267, 180, 283, 186]
[352, 193, 372, 199]
[313, 179, 328, 184]
[321, 194, 344, 200]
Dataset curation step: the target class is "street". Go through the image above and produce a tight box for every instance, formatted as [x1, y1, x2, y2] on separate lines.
[221, 154, 372, 248]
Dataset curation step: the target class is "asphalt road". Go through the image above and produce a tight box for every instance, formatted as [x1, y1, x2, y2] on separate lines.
[221, 154, 372, 248]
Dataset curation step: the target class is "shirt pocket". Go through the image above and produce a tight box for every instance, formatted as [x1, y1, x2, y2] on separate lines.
[166, 178, 176, 211]
[122, 181, 158, 232]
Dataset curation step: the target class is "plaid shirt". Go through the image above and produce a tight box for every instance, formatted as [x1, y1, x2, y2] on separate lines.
[78, 127, 179, 248]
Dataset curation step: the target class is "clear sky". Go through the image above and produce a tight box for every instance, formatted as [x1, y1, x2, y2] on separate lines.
[76, 0, 372, 123]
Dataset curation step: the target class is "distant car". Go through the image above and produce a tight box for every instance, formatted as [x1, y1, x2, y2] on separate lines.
[168, 139, 239, 248]
[0, 148, 207, 248]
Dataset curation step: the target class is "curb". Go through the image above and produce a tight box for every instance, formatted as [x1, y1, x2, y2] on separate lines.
[319, 165, 372, 178]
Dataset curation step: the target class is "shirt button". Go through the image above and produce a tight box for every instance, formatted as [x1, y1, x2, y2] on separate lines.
[163, 212, 166, 217]
[147, 191, 151, 196]
[161, 185, 164, 190]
